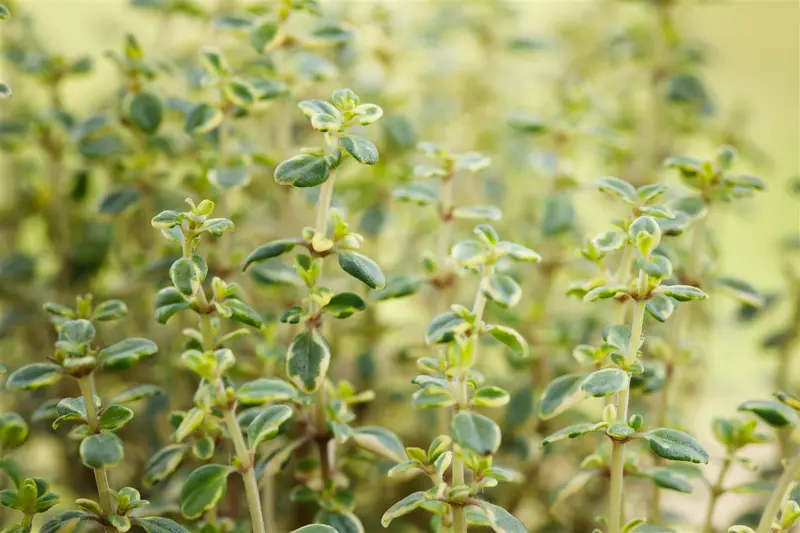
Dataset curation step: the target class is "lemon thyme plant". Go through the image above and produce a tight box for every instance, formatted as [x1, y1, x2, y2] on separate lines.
[1, 365, 56, 533]
[538, 176, 710, 533]
[240, 89, 410, 532]
[3, 295, 190, 533]
[381, 223, 539, 533]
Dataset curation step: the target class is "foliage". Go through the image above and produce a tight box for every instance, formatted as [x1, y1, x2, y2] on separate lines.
[0, 1, 795, 533]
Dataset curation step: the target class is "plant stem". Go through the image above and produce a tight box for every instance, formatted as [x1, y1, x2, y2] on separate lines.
[309, 171, 337, 485]
[609, 269, 647, 533]
[435, 170, 455, 438]
[452, 266, 491, 533]
[199, 310, 266, 533]
[261, 465, 277, 532]
[77, 377, 115, 522]
[702, 457, 732, 533]
[757, 454, 800, 533]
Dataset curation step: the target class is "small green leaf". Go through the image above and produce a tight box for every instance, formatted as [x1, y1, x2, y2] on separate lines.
[381, 492, 426, 527]
[289, 527, 337, 533]
[393, 183, 437, 206]
[646, 294, 677, 322]
[481, 501, 527, 533]
[298, 100, 342, 119]
[451, 411, 501, 456]
[237, 378, 297, 405]
[473, 387, 510, 408]
[192, 436, 215, 460]
[286, 329, 331, 393]
[425, 312, 468, 344]
[6, 364, 62, 391]
[338, 251, 386, 289]
[629, 215, 662, 256]
[112, 384, 164, 405]
[598, 176, 636, 203]
[498, 241, 542, 262]
[144, 445, 187, 487]
[93, 299, 128, 321]
[541, 423, 599, 447]
[481, 274, 522, 308]
[98, 187, 140, 215]
[184, 103, 222, 135]
[99, 404, 134, 431]
[170, 257, 205, 296]
[322, 292, 366, 319]
[224, 78, 256, 107]
[243, 239, 298, 271]
[175, 408, 205, 442]
[354, 103, 383, 125]
[274, 155, 330, 188]
[0, 413, 28, 450]
[351, 426, 406, 463]
[541, 194, 574, 236]
[581, 368, 627, 397]
[99, 338, 158, 370]
[40, 511, 94, 533]
[643, 428, 709, 463]
[198, 218, 234, 237]
[714, 277, 763, 307]
[485, 324, 528, 359]
[250, 20, 278, 52]
[154, 287, 190, 324]
[248, 405, 293, 450]
[129, 91, 163, 134]
[655, 285, 709, 302]
[339, 135, 379, 165]
[179, 464, 233, 519]
[134, 517, 191, 533]
[225, 299, 263, 329]
[584, 283, 628, 302]
[738, 399, 799, 427]
[60, 319, 96, 344]
[80, 431, 125, 468]
[646, 466, 694, 493]
[539, 374, 587, 420]
[151, 210, 182, 229]
[592, 231, 627, 253]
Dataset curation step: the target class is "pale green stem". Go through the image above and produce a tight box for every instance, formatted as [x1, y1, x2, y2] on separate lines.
[757, 454, 800, 533]
[452, 266, 491, 533]
[703, 457, 732, 533]
[312, 172, 336, 478]
[77, 377, 114, 521]
[262, 467, 277, 532]
[200, 310, 266, 533]
[609, 269, 648, 533]
[435, 171, 455, 438]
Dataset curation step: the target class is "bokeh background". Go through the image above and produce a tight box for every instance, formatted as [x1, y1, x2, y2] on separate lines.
[0, 0, 798, 532]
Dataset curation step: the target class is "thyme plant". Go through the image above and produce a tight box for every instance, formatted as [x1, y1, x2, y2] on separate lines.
[539, 176, 710, 532]
[0, 2, 792, 533]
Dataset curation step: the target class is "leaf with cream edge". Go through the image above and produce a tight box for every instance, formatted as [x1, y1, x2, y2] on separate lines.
[381, 492, 427, 527]
[351, 426, 406, 463]
[179, 464, 233, 519]
[286, 329, 331, 393]
[538, 373, 588, 420]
